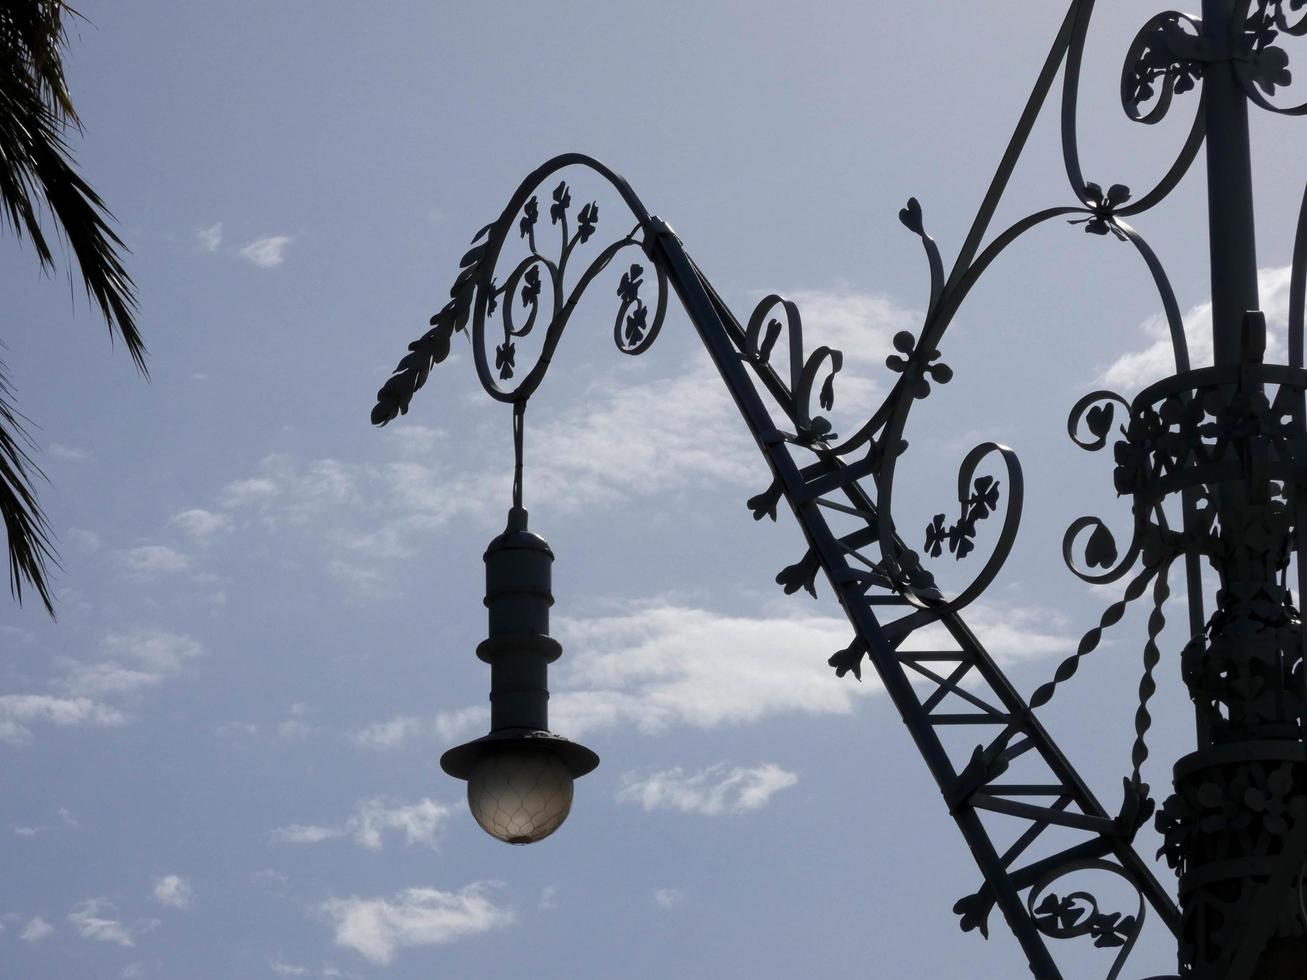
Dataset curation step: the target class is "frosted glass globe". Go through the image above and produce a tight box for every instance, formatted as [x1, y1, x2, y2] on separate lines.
[466, 750, 574, 844]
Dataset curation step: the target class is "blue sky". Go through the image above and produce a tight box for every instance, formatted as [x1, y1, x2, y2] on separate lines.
[4, 2, 1307, 978]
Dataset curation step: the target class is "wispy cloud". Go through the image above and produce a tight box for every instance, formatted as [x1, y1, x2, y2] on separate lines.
[239, 235, 292, 269]
[197, 222, 222, 252]
[1100, 265, 1292, 391]
[103, 628, 203, 673]
[320, 885, 513, 964]
[170, 508, 230, 538]
[549, 606, 872, 736]
[272, 824, 343, 845]
[617, 762, 798, 816]
[152, 874, 194, 909]
[62, 662, 162, 698]
[784, 288, 919, 367]
[0, 695, 126, 745]
[114, 545, 190, 576]
[351, 707, 486, 751]
[270, 962, 309, 977]
[653, 888, 684, 909]
[207, 357, 760, 595]
[273, 797, 454, 851]
[350, 798, 453, 850]
[20, 916, 53, 942]
[68, 898, 134, 947]
[62, 629, 203, 701]
[48, 442, 89, 462]
[66, 528, 101, 552]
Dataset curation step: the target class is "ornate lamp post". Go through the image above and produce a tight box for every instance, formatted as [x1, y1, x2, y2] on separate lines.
[372, 1, 1307, 976]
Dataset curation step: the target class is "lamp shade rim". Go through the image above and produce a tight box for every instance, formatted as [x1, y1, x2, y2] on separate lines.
[440, 728, 599, 780]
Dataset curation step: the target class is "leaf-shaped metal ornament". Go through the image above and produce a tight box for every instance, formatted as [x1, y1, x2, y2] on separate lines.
[550, 180, 571, 224]
[519, 196, 539, 239]
[617, 264, 644, 304]
[1086, 402, 1114, 441]
[819, 372, 836, 412]
[746, 481, 782, 522]
[827, 639, 868, 681]
[776, 551, 820, 598]
[577, 201, 599, 243]
[1085, 522, 1119, 568]
[898, 197, 925, 235]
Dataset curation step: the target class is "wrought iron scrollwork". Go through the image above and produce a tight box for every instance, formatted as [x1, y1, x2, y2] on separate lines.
[1236, 0, 1307, 114]
[1027, 861, 1149, 980]
[742, 296, 843, 443]
[372, 154, 670, 429]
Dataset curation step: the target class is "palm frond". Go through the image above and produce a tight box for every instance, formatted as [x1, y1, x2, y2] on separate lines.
[0, 355, 57, 614]
[0, 1, 145, 371]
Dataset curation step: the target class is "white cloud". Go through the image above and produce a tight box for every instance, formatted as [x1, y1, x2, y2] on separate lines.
[617, 762, 798, 816]
[352, 707, 486, 750]
[549, 606, 870, 736]
[208, 356, 762, 595]
[114, 545, 190, 576]
[103, 628, 204, 673]
[653, 888, 684, 909]
[351, 714, 426, 749]
[217, 720, 259, 738]
[197, 222, 222, 252]
[784, 288, 919, 367]
[270, 962, 309, 977]
[239, 235, 292, 268]
[63, 662, 163, 697]
[320, 885, 513, 965]
[48, 442, 89, 461]
[0, 695, 126, 745]
[351, 798, 453, 851]
[122, 966, 145, 979]
[170, 508, 230, 538]
[272, 824, 343, 845]
[59, 629, 203, 704]
[525, 361, 758, 510]
[152, 874, 194, 909]
[221, 476, 280, 506]
[65, 528, 101, 552]
[68, 898, 134, 947]
[538, 886, 558, 911]
[1100, 265, 1292, 391]
[20, 916, 53, 942]
[252, 868, 289, 888]
[273, 797, 453, 851]
[12, 824, 41, 836]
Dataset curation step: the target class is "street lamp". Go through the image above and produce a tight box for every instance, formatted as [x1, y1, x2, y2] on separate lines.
[373, 1, 1307, 976]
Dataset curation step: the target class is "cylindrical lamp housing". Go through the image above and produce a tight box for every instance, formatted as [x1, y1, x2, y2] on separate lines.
[479, 506, 561, 732]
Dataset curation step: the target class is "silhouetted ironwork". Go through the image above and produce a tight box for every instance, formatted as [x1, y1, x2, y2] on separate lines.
[372, 0, 1307, 976]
